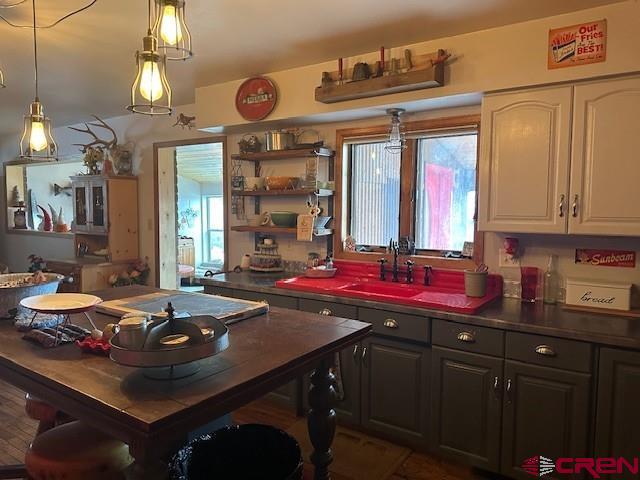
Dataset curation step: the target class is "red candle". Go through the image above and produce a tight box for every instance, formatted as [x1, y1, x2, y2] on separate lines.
[380, 46, 385, 66]
[338, 58, 343, 80]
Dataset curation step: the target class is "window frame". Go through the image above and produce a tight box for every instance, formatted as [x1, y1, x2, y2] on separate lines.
[334, 114, 483, 270]
[203, 194, 225, 266]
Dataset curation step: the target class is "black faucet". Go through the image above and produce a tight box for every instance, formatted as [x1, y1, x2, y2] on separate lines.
[391, 242, 400, 282]
[405, 260, 414, 284]
[378, 258, 388, 281]
[423, 265, 433, 286]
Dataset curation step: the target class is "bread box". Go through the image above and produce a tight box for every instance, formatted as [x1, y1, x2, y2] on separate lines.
[565, 278, 632, 311]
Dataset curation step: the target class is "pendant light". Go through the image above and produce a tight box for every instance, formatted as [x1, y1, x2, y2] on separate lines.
[127, 0, 172, 115]
[153, 0, 192, 61]
[19, 0, 57, 161]
[0, 65, 5, 88]
[384, 108, 407, 154]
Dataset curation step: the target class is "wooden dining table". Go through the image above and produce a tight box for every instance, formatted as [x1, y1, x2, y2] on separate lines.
[0, 285, 371, 479]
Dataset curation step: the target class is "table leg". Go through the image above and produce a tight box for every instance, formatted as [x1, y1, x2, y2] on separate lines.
[307, 357, 338, 480]
[125, 442, 168, 480]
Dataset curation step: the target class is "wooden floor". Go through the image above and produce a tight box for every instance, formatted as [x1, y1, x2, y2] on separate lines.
[0, 379, 496, 479]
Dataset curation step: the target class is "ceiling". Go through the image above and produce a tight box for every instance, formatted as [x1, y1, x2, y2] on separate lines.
[176, 142, 223, 183]
[0, 0, 625, 137]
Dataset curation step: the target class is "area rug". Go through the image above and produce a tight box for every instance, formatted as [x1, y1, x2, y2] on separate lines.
[287, 419, 411, 480]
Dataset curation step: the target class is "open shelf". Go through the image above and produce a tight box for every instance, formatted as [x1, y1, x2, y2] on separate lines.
[231, 225, 333, 236]
[231, 188, 333, 197]
[232, 147, 334, 162]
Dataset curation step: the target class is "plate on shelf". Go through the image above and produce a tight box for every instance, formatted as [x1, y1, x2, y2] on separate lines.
[304, 267, 337, 278]
[20, 293, 102, 313]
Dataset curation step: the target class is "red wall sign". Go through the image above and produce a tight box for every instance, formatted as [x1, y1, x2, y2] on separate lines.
[548, 19, 607, 69]
[575, 249, 636, 268]
[235, 77, 277, 122]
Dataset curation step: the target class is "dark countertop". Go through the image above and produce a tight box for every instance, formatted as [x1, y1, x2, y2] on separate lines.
[201, 272, 640, 349]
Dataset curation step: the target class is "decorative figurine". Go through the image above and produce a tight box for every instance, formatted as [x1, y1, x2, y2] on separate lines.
[173, 113, 196, 130]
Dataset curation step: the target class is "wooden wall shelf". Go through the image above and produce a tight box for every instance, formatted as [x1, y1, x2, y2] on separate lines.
[232, 147, 334, 162]
[232, 188, 333, 197]
[231, 225, 333, 236]
[315, 50, 445, 104]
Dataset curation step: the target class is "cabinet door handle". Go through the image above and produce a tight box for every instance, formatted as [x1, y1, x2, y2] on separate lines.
[493, 376, 500, 400]
[572, 194, 579, 217]
[352, 344, 359, 363]
[383, 318, 399, 329]
[457, 331, 475, 343]
[361, 346, 367, 366]
[319, 308, 333, 316]
[505, 379, 513, 404]
[535, 344, 556, 357]
[558, 194, 565, 217]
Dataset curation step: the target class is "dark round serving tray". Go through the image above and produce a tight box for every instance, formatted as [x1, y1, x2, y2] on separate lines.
[109, 315, 229, 369]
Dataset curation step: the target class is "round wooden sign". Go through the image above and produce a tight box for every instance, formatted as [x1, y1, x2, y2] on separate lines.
[235, 77, 277, 122]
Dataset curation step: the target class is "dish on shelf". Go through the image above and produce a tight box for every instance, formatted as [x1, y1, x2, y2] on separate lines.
[244, 177, 265, 191]
[265, 176, 299, 190]
[268, 211, 298, 227]
[304, 266, 338, 278]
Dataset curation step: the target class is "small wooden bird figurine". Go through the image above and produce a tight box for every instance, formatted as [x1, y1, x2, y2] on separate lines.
[173, 113, 196, 130]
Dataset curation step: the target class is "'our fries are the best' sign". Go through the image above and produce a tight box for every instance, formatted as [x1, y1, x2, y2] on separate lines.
[548, 20, 607, 69]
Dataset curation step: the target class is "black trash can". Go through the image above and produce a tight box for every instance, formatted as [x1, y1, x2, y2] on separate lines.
[169, 423, 303, 480]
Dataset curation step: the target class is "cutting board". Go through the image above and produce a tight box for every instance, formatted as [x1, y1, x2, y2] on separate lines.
[96, 291, 268, 324]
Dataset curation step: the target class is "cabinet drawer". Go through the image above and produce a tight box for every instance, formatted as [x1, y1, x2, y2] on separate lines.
[432, 319, 504, 357]
[204, 286, 235, 298]
[506, 332, 592, 373]
[232, 289, 298, 310]
[358, 307, 429, 343]
[299, 299, 357, 319]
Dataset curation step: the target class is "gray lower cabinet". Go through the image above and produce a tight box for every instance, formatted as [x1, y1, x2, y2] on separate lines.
[501, 360, 591, 480]
[361, 336, 429, 448]
[595, 348, 640, 479]
[430, 346, 503, 471]
[332, 342, 362, 425]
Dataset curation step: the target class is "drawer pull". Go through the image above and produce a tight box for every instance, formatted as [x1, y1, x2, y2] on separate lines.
[319, 308, 333, 316]
[558, 194, 565, 217]
[457, 331, 475, 343]
[383, 318, 399, 329]
[572, 194, 579, 217]
[535, 345, 556, 357]
[361, 346, 367, 365]
[493, 376, 500, 400]
[352, 344, 359, 362]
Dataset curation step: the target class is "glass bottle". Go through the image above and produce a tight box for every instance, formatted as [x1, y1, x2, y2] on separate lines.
[543, 255, 558, 304]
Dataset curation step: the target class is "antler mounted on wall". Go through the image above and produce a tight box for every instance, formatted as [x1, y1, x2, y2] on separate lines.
[68, 115, 134, 176]
[69, 115, 117, 153]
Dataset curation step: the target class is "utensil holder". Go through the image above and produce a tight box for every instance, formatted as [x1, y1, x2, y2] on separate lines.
[464, 270, 488, 297]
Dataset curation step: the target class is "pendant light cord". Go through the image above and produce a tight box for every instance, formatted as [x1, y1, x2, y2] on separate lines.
[0, 0, 98, 29]
[147, 0, 152, 34]
[31, 0, 38, 99]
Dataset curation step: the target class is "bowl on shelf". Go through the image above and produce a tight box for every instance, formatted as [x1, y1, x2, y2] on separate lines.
[265, 176, 299, 190]
[268, 211, 298, 228]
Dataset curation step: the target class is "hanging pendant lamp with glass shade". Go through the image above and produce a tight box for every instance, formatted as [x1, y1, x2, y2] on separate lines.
[0, 65, 5, 88]
[384, 108, 407, 154]
[127, 0, 172, 115]
[20, 0, 57, 161]
[153, 0, 192, 61]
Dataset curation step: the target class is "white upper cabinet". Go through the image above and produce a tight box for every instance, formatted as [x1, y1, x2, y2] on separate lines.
[478, 86, 572, 233]
[569, 77, 640, 236]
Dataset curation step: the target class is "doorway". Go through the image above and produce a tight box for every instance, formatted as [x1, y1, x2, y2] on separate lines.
[154, 137, 227, 290]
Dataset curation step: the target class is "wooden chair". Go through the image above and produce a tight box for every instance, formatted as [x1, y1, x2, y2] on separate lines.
[25, 420, 133, 480]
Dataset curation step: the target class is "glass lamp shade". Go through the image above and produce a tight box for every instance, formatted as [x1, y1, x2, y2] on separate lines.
[19, 100, 58, 161]
[127, 35, 172, 115]
[384, 109, 407, 153]
[153, 0, 192, 61]
[0, 68, 5, 88]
